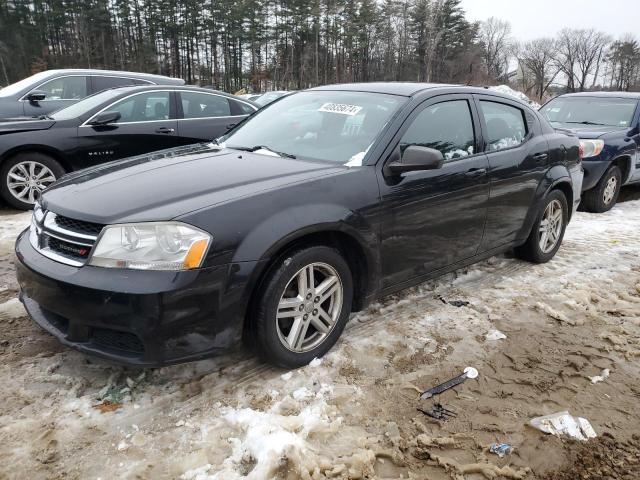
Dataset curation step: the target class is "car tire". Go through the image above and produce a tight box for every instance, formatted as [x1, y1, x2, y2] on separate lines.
[250, 245, 353, 368]
[0, 152, 65, 210]
[515, 190, 568, 264]
[582, 165, 621, 213]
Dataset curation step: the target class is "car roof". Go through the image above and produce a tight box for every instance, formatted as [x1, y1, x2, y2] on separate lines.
[42, 69, 184, 83]
[558, 91, 640, 100]
[308, 82, 531, 102]
[98, 85, 258, 104]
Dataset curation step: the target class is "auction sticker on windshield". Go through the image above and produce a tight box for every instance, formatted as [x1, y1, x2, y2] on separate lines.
[318, 103, 363, 116]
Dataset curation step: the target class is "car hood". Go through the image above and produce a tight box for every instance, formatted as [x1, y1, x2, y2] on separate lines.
[41, 143, 346, 224]
[0, 119, 55, 135]
[552, 122, 626, 139]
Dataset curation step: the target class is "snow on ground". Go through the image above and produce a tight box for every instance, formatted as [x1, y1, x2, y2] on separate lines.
[488, 85, 542, 109]
[0, 189, 639, 479]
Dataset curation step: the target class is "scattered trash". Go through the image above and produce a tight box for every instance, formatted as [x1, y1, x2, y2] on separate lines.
[588, 368, 610, 384]
[417, 403, 457, 421]
[530, 411, 597, 441]
[489, 442, 513, 458]
[486, 329, 507, 341]
[93, 400, 123, 413]
[438, 296, 470, 308]
[420, 367, 479, 400]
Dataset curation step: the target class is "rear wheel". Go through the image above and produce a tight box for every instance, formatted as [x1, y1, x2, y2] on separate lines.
[0, 152, 65, 210]
[250, 246, 353, 368]
[582, 165, 621, 213]
[515, 190, 568, 264]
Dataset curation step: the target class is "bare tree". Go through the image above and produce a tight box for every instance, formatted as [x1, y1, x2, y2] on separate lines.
[555, 28, 610, 92]
[515, 38, 560, 100]
[605, 34, 640, 91]
[479, 17, 512, 82]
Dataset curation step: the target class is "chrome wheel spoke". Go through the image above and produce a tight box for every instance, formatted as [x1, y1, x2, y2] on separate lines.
[276, 262, 343, 353]
[7, 161, 56, 205]
[538, 199, 563, 254]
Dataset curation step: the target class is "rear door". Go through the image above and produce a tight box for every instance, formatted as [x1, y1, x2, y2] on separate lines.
[76, 90, 180, 167]
[22, 75, 89, 117]
[377, 94, 490, 289]
[474, 95, 550, 250]
[176, 91, 256, 144]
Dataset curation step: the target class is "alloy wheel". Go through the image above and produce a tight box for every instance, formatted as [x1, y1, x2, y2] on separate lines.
[602, 176, 618, 205]
[538, 199, 563, 254]
[7, 161, 57, 205]
[275, 262, 343, 353]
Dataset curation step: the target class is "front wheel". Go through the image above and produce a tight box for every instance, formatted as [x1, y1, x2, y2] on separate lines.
[0, 152, 65, 210]
[249, 246, 353, 368]
[582, 165, 621, 213]
[515, 190, 568, 264]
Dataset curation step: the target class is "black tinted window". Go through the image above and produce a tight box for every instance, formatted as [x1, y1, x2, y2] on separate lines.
[181, 92, 230, 118]
[103, 91, 171, 122]
[400, 100, 475, 161]
[480, 101, 528, 151]
[92, 76, 139, 92]
[230, 99, 256, 115]
[35, 76, 87, 100]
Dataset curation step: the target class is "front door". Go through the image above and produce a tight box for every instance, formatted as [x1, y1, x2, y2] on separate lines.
[75, 90, 180, 167]
[377, 95, 490, 289]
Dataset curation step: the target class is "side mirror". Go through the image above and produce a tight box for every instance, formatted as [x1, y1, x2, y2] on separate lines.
[27, 90, 47, 103]
[88, 111, 121, 126]
[384, 146, 444, 176]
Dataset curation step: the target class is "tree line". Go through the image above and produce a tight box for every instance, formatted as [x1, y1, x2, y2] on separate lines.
[1, 0, 639, 100]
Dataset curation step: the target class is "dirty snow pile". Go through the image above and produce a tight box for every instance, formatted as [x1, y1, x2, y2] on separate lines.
[489, 85, 541, 109]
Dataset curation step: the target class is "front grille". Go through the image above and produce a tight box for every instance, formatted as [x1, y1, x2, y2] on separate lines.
[54, 215, 104, 236]
[93, 328, 145, 354]
[46, 236, 92, 261]
[30, 207, 104, 267]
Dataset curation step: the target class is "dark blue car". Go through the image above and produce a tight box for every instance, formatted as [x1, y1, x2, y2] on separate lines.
[540, 92, 640, 212]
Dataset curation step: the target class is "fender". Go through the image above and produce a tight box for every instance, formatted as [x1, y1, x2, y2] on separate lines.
[515, 165, 572, 245]
[0, 143, 71, 171]
[233, 202, 381, 305]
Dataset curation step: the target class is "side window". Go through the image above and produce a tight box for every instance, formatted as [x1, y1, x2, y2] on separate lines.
[92, 76, 138, 92]
[479, 101, 528, 152]
[229, 99, 256, 116]
[181, 92, 231, 118]
[34, 76, 87, 100]
[103, 92, 171, 123]
[400, 100, 475, 161]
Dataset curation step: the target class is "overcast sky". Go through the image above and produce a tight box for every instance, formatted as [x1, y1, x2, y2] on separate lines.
[460, 0, 640, 40]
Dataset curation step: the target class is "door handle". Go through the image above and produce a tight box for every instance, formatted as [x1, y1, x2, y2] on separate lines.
[226, 123, 237, 130]
[465, 168, 487, 177]
[533, 152, 548, 162]
[155, 127, 175, 134]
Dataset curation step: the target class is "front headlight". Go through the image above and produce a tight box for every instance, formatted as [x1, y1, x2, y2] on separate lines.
[88, 222, 211, 271]
[579, 139, 604, 158]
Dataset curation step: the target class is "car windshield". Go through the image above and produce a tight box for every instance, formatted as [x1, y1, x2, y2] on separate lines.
[222, 91, 406, 164]
[0, 71, 52, 97]
[540, 97, 638, 127]
[48, 88, 135, 120]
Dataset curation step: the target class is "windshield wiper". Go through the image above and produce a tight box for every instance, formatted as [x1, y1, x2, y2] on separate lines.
[565, 121, 607, 126]
[231, 145, 297, 159]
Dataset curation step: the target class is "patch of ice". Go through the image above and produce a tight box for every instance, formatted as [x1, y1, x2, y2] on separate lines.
[308, 357, 323, 368]
[280, 372, 293, 381]
[292, 387, 313, 400]
[0, 298, 26, 320]
[589, 369, 610, 384]
[486, 329, 507, 341]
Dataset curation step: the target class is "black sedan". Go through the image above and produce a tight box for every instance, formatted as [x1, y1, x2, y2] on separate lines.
[15, 83, 583, 368]
[0, 85, 257, 209]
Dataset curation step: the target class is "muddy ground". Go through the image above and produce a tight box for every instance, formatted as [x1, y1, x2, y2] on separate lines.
[0, 187, 639, 480]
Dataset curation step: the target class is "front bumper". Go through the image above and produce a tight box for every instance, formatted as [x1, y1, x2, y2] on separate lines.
[15, 229, 259, 367]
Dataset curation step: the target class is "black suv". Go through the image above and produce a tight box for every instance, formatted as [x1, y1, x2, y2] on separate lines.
[15, 83, 583, 368]
[540, 92, 640, 212]
[0, 69, 184, 119]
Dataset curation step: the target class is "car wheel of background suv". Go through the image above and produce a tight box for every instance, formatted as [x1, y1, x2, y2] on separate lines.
[249, 245, 353, 368]
[0, 152, 65, 210]
[582, 165, 622, 214]
[515, 190, 568, 264]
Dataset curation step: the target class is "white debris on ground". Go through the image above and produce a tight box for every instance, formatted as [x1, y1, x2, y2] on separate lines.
[0, 193, 639, 479]
[488, 84, 542, 109]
